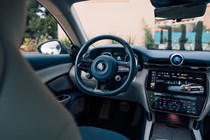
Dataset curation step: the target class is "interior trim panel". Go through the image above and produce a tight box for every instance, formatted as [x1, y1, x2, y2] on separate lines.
[37, 63, 73, 83]
[24, 54, 73, 71]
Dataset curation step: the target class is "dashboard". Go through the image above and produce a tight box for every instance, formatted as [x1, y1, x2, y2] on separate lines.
[70, 44, 210, 120]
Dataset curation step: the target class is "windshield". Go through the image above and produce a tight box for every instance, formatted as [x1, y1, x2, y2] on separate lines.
[73, 0, 210, 51]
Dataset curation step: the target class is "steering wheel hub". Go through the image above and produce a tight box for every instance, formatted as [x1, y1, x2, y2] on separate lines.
[91, 55, 117, 82]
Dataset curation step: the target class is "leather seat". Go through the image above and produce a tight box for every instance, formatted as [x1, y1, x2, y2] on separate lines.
[80, 126, 128, 140]
[0, 0, 128, 140]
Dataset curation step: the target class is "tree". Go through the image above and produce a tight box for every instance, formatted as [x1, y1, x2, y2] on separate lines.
[179, 24, 187, 50]
[173, 26, 182, 32]
[160, 30, 163, 44]
[195, 21, 203, 51]
[193, 23, 210, 32]
[24, 0, 57, 45]
[144, 26, 154, 49]
[167, 26, 172, 50]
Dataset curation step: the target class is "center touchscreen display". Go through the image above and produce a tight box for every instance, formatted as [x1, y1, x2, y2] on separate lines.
[147, 70, 207, 95]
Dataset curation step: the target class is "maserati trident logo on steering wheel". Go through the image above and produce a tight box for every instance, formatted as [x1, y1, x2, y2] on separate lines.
[97, 62, 105, 71]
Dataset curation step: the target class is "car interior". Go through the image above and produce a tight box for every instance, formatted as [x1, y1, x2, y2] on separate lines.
[1, 0, 210, 140]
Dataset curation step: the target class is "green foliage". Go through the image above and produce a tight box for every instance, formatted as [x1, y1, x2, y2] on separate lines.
[24, 0, 57, 45]
[160, 25, 170, 30]
[160, 30, 163, 44]
[61, 38, 72, 49]
[167, 26, 172, 50]
[108, 34, 135, 45]
[163, 37, 167, 43]
[173, 26, 182, 32]
[21, 38, 37, 52]
[109, 40, 118, 44]
[144, 26, 154, 49]
[107, 33, 121, 44]
[179, 24, 187, 50]
[193, 23, 210, 32]
[38, 35, 49, 44]
[195, 21, 203, 51]
[126, 36, 135, 45]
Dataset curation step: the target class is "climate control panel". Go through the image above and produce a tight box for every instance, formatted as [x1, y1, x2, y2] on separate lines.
[147, 92, 205, 116]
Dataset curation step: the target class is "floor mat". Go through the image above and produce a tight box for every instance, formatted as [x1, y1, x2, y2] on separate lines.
[76, 97, 145, 140]
[203, 116, 210, 140]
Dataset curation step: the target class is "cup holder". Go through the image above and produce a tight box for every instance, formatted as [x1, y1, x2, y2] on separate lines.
[57, 94, 71, 106]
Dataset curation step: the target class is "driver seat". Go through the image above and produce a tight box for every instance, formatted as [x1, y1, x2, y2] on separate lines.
[0, 0, 128, 140]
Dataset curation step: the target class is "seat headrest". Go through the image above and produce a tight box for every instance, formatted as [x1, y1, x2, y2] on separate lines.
[0, 0, 26, 47]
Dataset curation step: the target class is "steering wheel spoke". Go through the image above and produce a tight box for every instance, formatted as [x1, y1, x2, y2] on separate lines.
[78, 60, 93, 72]
[117, 61, 130, 73]
[95, 81, 108, 91]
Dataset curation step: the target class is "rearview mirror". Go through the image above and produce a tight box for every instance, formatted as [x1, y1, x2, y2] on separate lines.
[155, 2, 207, 20]
[151, 0, 209, 8]
[37, 40, 69, 55]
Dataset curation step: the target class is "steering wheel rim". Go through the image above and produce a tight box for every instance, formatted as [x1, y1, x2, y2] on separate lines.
[75, 35, 137, 96]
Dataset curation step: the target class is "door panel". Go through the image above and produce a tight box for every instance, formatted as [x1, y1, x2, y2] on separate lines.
[23, 54, 75, 93]
[36, 63, 73, 83]
[48, 75, 74, 94]
[24, 54, 85, 116]
[24, 54, 73, 71]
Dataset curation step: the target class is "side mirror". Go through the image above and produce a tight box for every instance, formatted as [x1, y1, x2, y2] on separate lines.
[37, 40, 69, 55]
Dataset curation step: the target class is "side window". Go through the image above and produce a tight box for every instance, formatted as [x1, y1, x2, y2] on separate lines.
[20, 0, 71, 55]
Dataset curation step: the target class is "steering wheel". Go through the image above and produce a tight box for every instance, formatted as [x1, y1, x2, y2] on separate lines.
[75, 35, 137, 96]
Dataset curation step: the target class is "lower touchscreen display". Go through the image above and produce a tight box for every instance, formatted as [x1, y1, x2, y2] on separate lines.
[147, 70, 206, 95]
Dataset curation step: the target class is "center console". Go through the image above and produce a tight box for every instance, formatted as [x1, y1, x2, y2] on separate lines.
[148, 112, 193, 140]
[146, 70, 208, 117]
